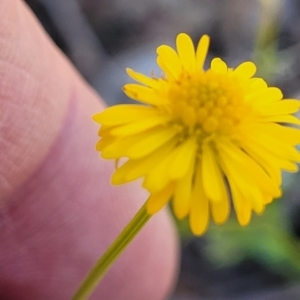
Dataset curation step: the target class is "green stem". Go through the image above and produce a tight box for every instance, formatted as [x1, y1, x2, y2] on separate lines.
[72, 203, 151, 300]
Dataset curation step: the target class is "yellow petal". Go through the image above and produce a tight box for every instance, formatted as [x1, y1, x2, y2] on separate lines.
[101, 133, 144, 159]
[196, 34, 210, 69]
[176, 33, 196, 71]
[233, 61, 257, 79]
[246, 185, 266, 214]
[248, 131, 300, 162]
[250, 123, 300, 145]
[109, 114, 168, 136]
[211, 58, 227, 74]
[220, 146, 265, 215]
[210, 197, 230, 225]
[189, 163, 210, 235]
[172, 163, 194, 219]
[257, 99, 300, 115]
[228, 177, 252, 226]
[126, 127, 177, 159]
[246, 78, 268, 92]
[264, 195, 273, 205]
[111, 139, 177, 184]
[96, 136, 115, 151]
[93, 105, 157, 126]
[101, 126, 175, 159]
[98, 125, 113, 137]
[245, 87, 282, 105]
[202, 143, 228, 203]
[247, 135, 298, 172]
[143, 150, 177, 193]
[123, 84, 164, 105]
[258, 114, 300, 125]
[126, 68, 161, 88]
[218, 141, 281, 198]
[169, 136, 197, 180]
[146, 183, 175, 214]
[156, 45, 181, 79]
[222, 147, 266, 214]
[240, 139, 282, 186]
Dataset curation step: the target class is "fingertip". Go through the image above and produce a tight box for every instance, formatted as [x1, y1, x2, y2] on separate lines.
[0, 0, 91, 202]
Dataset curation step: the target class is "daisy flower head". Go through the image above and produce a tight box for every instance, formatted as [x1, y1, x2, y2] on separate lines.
[93, 33, 300, 235]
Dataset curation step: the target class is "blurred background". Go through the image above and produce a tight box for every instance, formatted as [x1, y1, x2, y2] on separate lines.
[25, 0, 300, 299]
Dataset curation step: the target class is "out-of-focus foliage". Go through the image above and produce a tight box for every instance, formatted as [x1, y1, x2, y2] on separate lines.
[206, 202, 300, 278]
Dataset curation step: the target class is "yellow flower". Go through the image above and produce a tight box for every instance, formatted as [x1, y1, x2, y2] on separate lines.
[93, 33, 300, 235]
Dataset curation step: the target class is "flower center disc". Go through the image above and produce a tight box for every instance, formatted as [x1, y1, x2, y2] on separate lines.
[168, 70, 247, 135]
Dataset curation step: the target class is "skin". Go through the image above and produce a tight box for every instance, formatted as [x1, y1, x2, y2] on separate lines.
[0, 1, 179, 299]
